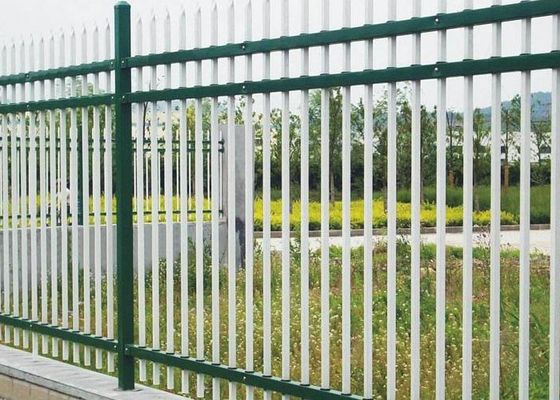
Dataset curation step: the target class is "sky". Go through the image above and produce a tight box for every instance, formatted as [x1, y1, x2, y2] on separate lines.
[0, 0, 555, 112]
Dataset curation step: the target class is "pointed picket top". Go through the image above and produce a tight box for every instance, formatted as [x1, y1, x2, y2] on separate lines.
[195, 3, 202, 48]
[81, 25, 88, 63]
[37, 36, 45, 70]
[49, 32, 56, 69]
[19, 38, 26, 73]
[1, 45, 7, 75]
[164, 9, 171, 52]
[179, 7, 186, 50]
[245, 0, 252, 40]
[262, 0, 270, 39]
[59, 30, 66, 68]
[136, 15, 143, 55]
[104, 19, 111, 60]
[11, 42, 17, 74]
[210, 2, 218, 46]
[70, 29, 77, 65]
[28, 38, 35, 72]
[150, 10, 157, 53]
[93, 24, 100, 62]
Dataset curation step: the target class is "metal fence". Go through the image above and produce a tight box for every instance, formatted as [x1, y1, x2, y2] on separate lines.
[0, 0, 559, 399]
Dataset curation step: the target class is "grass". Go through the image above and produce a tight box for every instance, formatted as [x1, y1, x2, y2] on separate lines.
[2, 240, 552, 398]
[134, 240, 550, 399]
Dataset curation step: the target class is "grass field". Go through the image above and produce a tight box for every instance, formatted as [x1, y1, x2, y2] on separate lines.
[133, 240, 551, 399]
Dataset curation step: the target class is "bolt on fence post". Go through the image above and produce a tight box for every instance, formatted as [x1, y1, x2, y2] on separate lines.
[114, 0, 134, 390]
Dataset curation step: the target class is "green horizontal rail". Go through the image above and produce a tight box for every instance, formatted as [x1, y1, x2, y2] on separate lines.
[124, 51, 560, 103]
[0, 313, 117, 352]
[124, 0, 560, 68]
[126, 345, 362, 400]
[0, 60, 115, 87]
[0, 94, 114, 115]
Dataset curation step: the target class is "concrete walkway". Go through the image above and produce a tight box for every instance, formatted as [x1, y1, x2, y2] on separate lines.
[263, 229, 553, 254]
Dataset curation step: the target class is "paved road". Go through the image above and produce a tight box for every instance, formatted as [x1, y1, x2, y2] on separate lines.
[262, 229, 553, 254]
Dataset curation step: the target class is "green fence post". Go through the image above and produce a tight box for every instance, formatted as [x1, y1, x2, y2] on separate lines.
[114, 0, 134, 391]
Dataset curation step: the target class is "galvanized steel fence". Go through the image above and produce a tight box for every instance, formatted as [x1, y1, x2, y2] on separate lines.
[0, 0, 559, 399]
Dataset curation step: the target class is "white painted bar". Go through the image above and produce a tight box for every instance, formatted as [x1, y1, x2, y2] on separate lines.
[58, 30, 69, 361]
[363, 1, 374, 397]
[244, 2, 255, 399]
[280, 2, 290, 397]
[550, 13, 560, 400]
[38, 37, 47, 353]
[47, 34, 57, 356]
[69, 29, 81, 364]
[210, 3, 220, 399]
[11, 41, 20, 348]
[462, 0, 474, 397]
[410, 1, 422, 398]
[135, 15, 147, 383]
[149, 11, 160, 386]
[92, 25, 103, 369]
[519, 12, 532, 400]
[490, 2, 502, 398]
[300, 0, 310, 389]
[320, 0, 330, 390]
[436, 0, 447, 397]
[103, 20, 115, 374]
[20, 38, 29, 350]
[194, 4, 205, 397]
[28, 39, 38, 355]
[1, 42, 8, 343]
[162, 9, 175, 391]
[261, 2, 272, 400]
[227, 2, 237, 399]
[387, 1, 397, 397]
[177, 7, 189, 394]
[80, 26, 91, 366]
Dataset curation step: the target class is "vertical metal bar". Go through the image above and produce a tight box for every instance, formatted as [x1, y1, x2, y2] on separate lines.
[411, 2, 422, 399]
[80, 26, 91, 366]
[280, 2, 291, 398]
[387, 0, 398, 397]
[226, 1, 237, 399]
[0, 44, 6, 345]
[104, 20, 115, 374]
[47, 34, 57, 356]
[163, 9, 175, 391]
[20, 38, 29, 350]
[92, 24, 103, 369]
[11, 41, 20, 348]
[114, 0, 134, 390]
[244, 2, 255, 400]
[70, 29, 81, 364]
[300, 0, 310, 389]
[149, 11, 160, 386]
[462, 0, 474, 398]
[28, 39, 39, 355]
[177, 7, 190, 394]
[320, 0, 330, 390]
[519, 11, 532, 400]
[490, 2, 502, 398]
[363, 1, 374, 397]
[210, 3, 220, 399]
[193, 5, 205, 397]
[261, 2, 272, 400]
[59, 30, 69, 361]
[436, 0, 447, 398]
[135, 14, 147, 383]
[550, 13, 560, 400]
[341, 0, 352, 395]
[38, 38, 47, 353]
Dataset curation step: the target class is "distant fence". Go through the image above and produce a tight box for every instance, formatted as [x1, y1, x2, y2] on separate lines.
[0, 1, 559, 399]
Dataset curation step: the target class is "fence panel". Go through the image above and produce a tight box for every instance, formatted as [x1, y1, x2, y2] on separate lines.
[0, 1, 559, 399]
